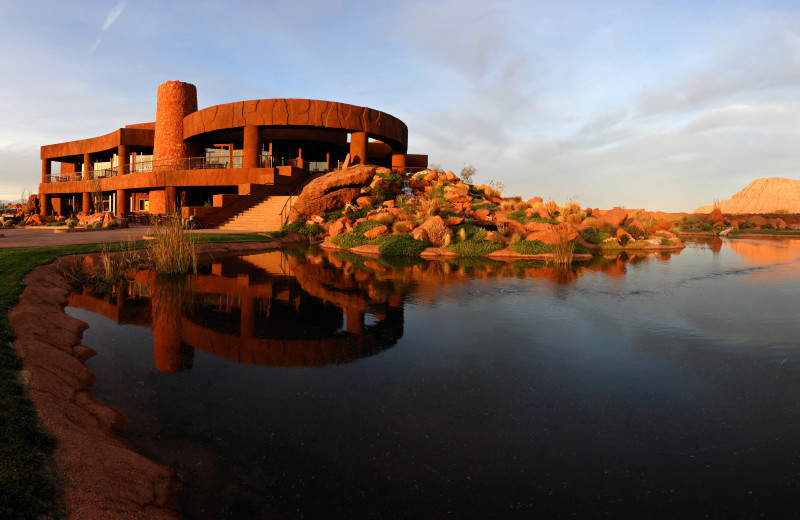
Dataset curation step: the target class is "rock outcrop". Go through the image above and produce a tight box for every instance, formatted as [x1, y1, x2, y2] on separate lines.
[694, 177, 800, 214]
[290, 164, 377, 220]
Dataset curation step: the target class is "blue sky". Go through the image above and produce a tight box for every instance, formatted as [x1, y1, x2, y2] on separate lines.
[1, 0, 799, 211]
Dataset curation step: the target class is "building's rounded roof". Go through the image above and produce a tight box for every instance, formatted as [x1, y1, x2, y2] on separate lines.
[182, 99, 408, 152]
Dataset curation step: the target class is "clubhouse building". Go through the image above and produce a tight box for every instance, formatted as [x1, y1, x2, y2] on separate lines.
[37, 81, 427, 227]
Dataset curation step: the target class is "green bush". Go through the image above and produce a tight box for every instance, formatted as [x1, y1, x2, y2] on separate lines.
[377, 234, 429, 255]
[574, 243, 591, 254]
[505, 211, 556, 225]
[660, 238, 675, 246]
[353, 220, 382, 234]
[376, 171, 402, 183]
[45, 221, 66, 227]
[331, 231, 379, 249]
[509, 240, 552, 255]
[271, 222, 324, 237]
[470, 202, 501, 212]
[446, 240, 504, 257]
[451, 222, 486, 242]
[580, 229, 612, 244]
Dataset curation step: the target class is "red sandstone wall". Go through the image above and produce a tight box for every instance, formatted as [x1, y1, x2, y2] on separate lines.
[149, 190, 166, 214]
[153, 81, 199, 163]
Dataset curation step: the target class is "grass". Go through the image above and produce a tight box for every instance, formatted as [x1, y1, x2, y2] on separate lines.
[377, 234, 429, 256]
[0, 232, 279, 519]
[730, 230, 800, 236]
[509, 240, 552, 255]
[505, 211, 557, 225]
[148, 217, 198, 274]
[446, 240, 504, 257]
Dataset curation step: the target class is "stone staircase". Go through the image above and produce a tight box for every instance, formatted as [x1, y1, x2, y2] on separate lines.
[217, 195, 296, 231]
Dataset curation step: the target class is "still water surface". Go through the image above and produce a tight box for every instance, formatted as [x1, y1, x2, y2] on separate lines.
[66, 238, 800, 519]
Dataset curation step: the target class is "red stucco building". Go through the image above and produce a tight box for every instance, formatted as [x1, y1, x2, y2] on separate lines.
[38, 81, 427, 227]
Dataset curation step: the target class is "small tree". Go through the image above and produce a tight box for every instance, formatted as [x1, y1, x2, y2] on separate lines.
[460, 164, 477, 185]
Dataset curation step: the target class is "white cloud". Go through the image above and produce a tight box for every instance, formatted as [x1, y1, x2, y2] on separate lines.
[90, 0, 127, 52]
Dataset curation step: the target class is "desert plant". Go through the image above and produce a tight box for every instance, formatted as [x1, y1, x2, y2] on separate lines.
[460, 164, 477, 184]
[510, 232, 523, 244]
[514, 201, 532, 211]
[487, 180, 506, 198]
[374, 212, 395, 226]
[510, 240, 552, 255]
[424, 218, 452, 247]
[377, 234, 428, 255]
[447, 240, 504, 257]
[544, 199, 559, 215]
[580, 229, 612, 244]
[500, 200, 516, 211]
[392, 220, 413, 234]
[148, 215, 197, 274]
[552, 225, 575, 264]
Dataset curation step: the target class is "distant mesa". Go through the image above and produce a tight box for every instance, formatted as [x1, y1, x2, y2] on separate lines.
[695, 177, 800, 214]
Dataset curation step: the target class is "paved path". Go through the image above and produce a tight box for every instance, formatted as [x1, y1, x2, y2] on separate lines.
[0, 226, 263, 248]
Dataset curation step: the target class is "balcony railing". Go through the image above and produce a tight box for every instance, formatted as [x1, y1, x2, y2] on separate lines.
[46, 155, 308, 182]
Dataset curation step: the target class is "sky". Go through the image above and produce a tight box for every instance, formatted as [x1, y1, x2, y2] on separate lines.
[1, 0, 799, 211]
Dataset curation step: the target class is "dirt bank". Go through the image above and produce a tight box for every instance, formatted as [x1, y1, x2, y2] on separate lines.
[9, 241, 292, 519]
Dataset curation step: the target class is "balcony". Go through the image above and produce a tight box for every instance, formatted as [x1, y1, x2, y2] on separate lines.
[45, 155, 302, 183]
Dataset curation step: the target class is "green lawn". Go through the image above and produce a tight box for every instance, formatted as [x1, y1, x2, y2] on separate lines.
[730, 230, 800, 236]
[0, 233, 273, 519]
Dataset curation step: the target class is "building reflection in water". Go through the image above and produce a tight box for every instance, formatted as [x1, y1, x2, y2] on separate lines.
[67, 247, 684, 373]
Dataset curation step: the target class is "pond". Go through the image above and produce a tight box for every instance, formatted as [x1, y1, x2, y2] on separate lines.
[66, 238, 800, 519]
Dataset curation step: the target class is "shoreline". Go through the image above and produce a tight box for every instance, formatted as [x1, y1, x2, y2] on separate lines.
[8, 236, 683, 518]
[8, 241, 292, 519]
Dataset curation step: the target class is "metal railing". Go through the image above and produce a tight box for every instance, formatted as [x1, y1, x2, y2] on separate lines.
[259, 155, 301, 168]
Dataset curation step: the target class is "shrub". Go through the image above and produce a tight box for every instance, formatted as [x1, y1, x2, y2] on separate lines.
[500, 200, 516, 211]
[544, 199, 559, 215]
[374, 212, 395, 226]
[574, 243, 591, 254]
[353, 219, 382, 234]
[510, 232, 523, 244]
[660, 238, 675, 246]
[148, 216, 197, 274]
[451, 222, 486, 242]
[447, 240, 504, 257]
[460, 165, 477, 184]
[45, 221, 66, 227]
[505, 211, 556, 225]
[331, 231, 378, 249]
[552, 225, 575, 264]
[470, 202, 500, 212]
[580, 229, 612, 244]
[378, 234, 428, 255]
[514, 201, 531, 211]
[392, 220, 414, 234]
[619, 234, 630, 246]
[510, 240, 552, 255]
[424, 218, 452, 247]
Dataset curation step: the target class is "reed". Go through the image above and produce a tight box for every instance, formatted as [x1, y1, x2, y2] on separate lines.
[148, 215, 197, 274]
[552, 224, 575, 265]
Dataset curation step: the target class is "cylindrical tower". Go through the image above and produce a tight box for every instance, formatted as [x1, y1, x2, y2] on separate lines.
[153, 81, 199, 164]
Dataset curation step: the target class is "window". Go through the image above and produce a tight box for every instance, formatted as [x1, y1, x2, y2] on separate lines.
[138, 199, 150, 211]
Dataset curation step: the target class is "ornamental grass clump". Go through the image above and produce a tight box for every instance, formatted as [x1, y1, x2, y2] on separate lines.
[424, 218, 452, 247]
[552, 224, 575, 265]
[148, 215, 197, 274]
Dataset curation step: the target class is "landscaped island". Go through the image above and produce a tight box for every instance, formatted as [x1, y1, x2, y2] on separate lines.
[280, 164, 686, 262]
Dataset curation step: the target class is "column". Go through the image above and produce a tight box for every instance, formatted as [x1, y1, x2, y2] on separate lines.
[118, 144, 129, 175]
[241, 295, 255, 339]
[41, 159, 51, 183]
[83, 152, 92, 179]
[345, 307, 364, 335]
[243, 125, 261, 168]
[82, 192, 91, 214]
[40, 194, 50, 216]
[115, 189, 127, 218]
[391, 153, 407, 173]
[165, 186, 177, 214]
[349, 131, 368, 165]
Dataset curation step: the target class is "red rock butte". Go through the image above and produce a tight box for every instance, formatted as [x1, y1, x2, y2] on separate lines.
[694, 177, 800, 214]
[37, 81, 427, 228]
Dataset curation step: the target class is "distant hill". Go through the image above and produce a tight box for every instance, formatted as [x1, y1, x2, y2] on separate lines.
[694, 177, 800, 214]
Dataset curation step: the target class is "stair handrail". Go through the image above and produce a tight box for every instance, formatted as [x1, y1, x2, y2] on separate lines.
[279, 171, 324, 226]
